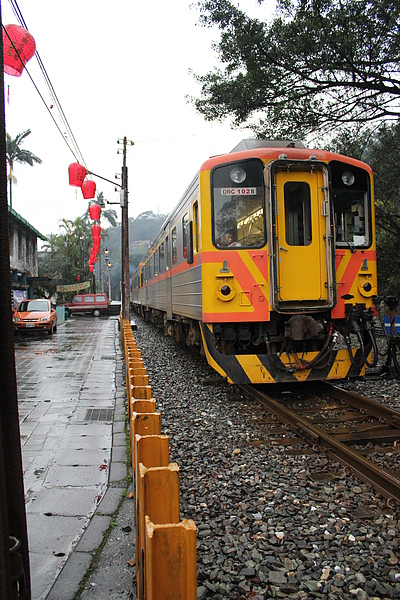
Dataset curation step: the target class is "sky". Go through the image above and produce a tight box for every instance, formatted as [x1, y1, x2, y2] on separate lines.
[2, 0, 277, 239]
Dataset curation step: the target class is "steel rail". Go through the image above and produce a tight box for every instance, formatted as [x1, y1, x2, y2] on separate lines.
[241, 384, 400, 505]
[318, 381, 400, 427]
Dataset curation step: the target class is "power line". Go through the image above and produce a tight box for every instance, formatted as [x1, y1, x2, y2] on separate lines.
[5, 0, 88, 167]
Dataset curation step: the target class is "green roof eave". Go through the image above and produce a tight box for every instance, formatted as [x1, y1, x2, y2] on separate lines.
[8, 206, 47, 241]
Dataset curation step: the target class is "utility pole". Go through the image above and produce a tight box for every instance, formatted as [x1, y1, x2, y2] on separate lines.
[87, 137, 132, 318]
[0, 2, 31, 597]
[119, 137, 131, 320]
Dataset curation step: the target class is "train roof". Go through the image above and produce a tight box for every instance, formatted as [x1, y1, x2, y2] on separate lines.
[201, 139, 373, 174]
[230, 139, 305, 152]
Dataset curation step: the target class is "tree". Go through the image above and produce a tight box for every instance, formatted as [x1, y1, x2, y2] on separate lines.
[324, 122, 400, 297]
[39, 217, 92, 298]
[192, 0, 400, 138]
[365, 123, 400, 297]
[6, 129, 42, 208]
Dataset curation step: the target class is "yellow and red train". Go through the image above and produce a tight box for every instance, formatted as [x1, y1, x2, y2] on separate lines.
[131, 140, 378, 384]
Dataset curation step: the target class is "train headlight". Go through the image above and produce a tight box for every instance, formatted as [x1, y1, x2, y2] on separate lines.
[230, 166, 246, 184]
[216, 280, 236, 302]
[342, 170, 355, 186]
[358, 276, 376, 298]
[221, 285, 231, 296]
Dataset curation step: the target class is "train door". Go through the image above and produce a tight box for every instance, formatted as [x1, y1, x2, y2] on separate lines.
[165, 234, 173, 319]
[270, 162, 335, 310]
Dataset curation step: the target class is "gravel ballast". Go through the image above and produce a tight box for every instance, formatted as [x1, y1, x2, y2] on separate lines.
[133, 316, 400, 600]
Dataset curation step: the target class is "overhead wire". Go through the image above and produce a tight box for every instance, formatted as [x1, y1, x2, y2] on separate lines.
[5, 0, 88, 168]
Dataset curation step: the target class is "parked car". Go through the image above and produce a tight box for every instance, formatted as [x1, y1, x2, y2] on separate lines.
[63, 293, 109, 317]
[13, 299, 58, 335]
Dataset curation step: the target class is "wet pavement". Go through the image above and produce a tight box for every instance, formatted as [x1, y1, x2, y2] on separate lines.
[14, 316, 129, 600]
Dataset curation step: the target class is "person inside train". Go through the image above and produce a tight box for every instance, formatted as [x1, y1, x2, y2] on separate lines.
[217, 231, 240, 247]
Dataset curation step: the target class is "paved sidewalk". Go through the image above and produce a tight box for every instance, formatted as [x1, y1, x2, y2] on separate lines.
[14, 316, 133, 600]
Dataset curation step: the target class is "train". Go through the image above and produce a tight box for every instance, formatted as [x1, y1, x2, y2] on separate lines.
[130, 139, 378, 384]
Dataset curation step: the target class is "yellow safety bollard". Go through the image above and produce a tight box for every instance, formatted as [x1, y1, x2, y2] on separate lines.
[128, 366, 147, 376]
[125, 360, 145, 406]
[127, 347, 141, 358]
[129, 398, 156, 426]
[130, 374, 150, 387]
[130, 412, 161, 468]
[145, 516, 197, 600]
[130, 384, 152, 401]
[136, 463, 180, 600]
[131, 399, 156, 413]
[134, 434, 169, 499]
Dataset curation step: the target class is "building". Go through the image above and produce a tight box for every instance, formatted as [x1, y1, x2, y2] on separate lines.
[8, 206, 47, 308]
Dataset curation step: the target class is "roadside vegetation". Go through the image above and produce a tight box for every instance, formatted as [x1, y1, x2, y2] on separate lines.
[37, 209, 167, 300]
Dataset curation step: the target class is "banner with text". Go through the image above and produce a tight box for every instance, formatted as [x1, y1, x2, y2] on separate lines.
[56, 281, 91, 293]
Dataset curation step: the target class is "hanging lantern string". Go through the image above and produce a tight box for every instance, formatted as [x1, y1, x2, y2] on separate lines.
[4, 0, 88, 168]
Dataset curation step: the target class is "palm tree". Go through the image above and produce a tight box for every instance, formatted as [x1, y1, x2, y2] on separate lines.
[6, 129, 42, 208]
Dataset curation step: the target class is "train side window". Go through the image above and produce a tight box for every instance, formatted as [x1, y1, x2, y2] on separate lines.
[284, 182, 312, 246]
[149, 254, 154, 279]
[159, 242, 165, 272]
[154, 249, 159, 276]
[172, 227, 177, 264]
[212, 159, 265, 248]
[182, 213, 188, 259]
[194, 202, 199, 253]
[165, 236, 170, 270]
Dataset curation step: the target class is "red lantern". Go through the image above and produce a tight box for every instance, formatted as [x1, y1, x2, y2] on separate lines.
[81, 180, 96, 200]
[68, 163, 87, 187]
[89, 264, 94, 273]
[91, 224, 101, 238]
[3, 25, 36, 77]
[88, 202, 101, 221]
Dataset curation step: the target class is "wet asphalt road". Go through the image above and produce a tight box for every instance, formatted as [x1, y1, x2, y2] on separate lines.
[14, 316, 130, 600]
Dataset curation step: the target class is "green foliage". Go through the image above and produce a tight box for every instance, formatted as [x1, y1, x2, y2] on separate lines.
[6, 129, 42, 206]
[366, 123, 400, 297]
[38, 217, 94, 299]
[192, 0, 400, 137]
[38, 211, 167, 301]
[323, 123, 400, 298]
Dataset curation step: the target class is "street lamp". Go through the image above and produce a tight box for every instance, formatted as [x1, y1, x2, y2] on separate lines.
[104, 248, 112, 299]
[107, 260, 112, 300]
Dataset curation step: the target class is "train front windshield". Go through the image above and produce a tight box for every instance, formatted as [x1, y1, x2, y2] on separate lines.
[330, 161, 372, 249]
[212, 159, 266, 248]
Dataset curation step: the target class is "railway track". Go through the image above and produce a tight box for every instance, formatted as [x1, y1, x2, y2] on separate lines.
[241, 381, 400, 505]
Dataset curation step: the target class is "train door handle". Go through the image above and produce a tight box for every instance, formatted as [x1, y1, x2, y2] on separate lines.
[278, 245, 288, 252]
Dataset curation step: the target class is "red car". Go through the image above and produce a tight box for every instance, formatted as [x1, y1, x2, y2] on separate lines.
[13, 299, 58, 335]
[63, 293, 109, 317]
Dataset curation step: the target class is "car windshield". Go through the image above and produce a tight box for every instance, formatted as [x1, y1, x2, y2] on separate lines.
[19, 300, 49, 312]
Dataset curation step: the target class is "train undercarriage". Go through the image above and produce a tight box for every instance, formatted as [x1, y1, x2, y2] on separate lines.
[134, 303, 379, 384]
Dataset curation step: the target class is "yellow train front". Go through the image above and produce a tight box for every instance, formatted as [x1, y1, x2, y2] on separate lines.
[131, 140, 378, 384]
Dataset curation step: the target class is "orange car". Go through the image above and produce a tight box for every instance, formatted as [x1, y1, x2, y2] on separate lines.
[13, 299, 58, 335]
